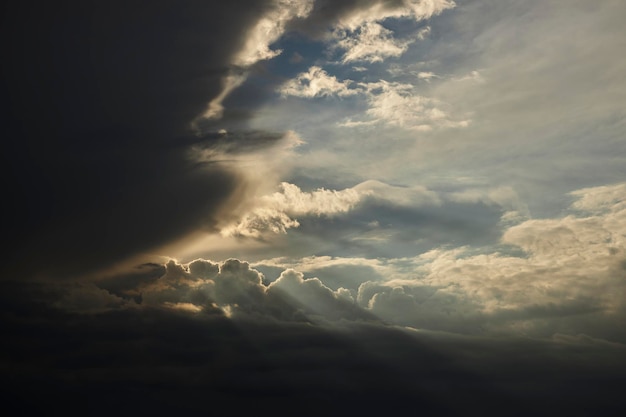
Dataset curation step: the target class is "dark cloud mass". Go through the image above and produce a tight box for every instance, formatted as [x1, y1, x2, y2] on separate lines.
[2, 276, 625, 416]
[1, 0, 274, 279]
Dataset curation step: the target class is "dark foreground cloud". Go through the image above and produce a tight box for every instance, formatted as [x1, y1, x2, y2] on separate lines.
[0, 0, 279, 280]
[1, 277, 625, 417]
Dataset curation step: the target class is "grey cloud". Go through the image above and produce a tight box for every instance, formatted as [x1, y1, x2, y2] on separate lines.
[295, 263, 384, 291]
[287, 197, 505, 259]
[192, 130, 291, 156]
[358, 281, 486, 334]
[267, 269, 369, 321]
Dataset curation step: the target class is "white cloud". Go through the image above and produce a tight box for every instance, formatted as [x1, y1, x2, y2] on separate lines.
[267, 269, 357, 313]
[255, 255, 386, 275]
[278, 66, 357, 98]
[335, 22, 413, 63]
[357, 80, 470, 130]
[221, 182, 362, 238]
[336, 0, 456, 31]
[221, 179, 446, 238]
[569, 183, 626, 215]
[279, 70, 469, 131]
[416, 25, 431, 40]
[330, 1, 455, 64]
[417, 71, 438, 80]
[233, 0, 314, 67]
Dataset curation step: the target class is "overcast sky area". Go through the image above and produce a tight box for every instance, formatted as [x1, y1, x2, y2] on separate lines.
[2, 1, 625, 415]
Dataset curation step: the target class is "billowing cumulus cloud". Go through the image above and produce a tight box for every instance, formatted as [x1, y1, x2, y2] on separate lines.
[355, 182, 626, 340]
[62, 181, 624, 343]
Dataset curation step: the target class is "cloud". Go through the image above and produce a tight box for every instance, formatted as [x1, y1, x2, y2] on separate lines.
[221, 181, 362, 237]
[361, 80, 470, 130]
[416, 25, 431, 40]
[200, 0, 314, 121]
[53, 283, 135, 314]
[83, 257, 371, 324]
[233, 0, 314, 67]
[326, 0, 454, 64]
[1, 1, 296, 281]
[355, 182, 626, 340]
[569, 182, 626, 215]
[278, 66, 358, 98]
[254, 255, 387, 291]
[332, 0, 456, 31]
[267, 269, 366, 321]
[220, 178, 449, 238]
[417, 71, 438, 80]
[279, 69, 469, 130]
[9, 283, 626, 417]
[335, 22, 414, 63]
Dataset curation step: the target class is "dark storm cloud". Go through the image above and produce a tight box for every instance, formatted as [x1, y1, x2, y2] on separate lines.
[1, 0, 279, 279]
[2, 278, 625, 416]
[192, 130, 290, 155]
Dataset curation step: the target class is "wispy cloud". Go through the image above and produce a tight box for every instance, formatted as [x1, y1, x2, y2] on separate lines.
[334, 22, 414, 63]
[279, 69, 470, 130]
[233, 0, 314, 66]
[327, 1, 454, 64]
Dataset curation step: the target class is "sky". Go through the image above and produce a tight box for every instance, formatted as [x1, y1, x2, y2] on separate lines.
[1, 0, 625, 415]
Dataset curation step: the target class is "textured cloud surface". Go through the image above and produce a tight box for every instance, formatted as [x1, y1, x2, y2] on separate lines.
[2, 1, 625, 414]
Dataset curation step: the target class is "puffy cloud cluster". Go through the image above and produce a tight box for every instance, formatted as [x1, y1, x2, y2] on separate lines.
[335, 21, 413, 63]
[235, 182, 625, 342]
[278, 66, 357, 98]
[279, 70, 469, 130]
[355, 182, 626, 340]
[105, 258, 369, 323]
[356, 80, 470, 130]
[329, 0, 455, 63]
[48, 181, 626, 347]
